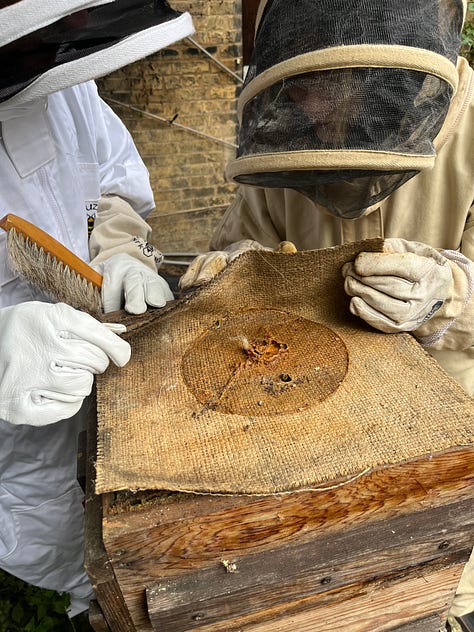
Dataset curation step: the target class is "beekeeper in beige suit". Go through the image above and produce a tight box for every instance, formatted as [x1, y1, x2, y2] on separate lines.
[181, 0, 474, 627]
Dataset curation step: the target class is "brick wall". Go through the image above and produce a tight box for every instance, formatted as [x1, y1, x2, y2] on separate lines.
[96, 1, 242, 252]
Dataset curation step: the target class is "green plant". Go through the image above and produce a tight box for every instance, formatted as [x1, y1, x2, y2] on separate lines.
[0, 570, 93, 632]
[461, 4, 474, 67]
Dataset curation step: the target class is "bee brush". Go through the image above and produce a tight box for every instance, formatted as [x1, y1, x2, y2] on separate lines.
[0, 213, 103, 315]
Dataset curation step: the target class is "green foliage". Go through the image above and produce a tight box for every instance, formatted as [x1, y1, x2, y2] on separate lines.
[0, 570, 92, 632]
[461, 5, 474, 67]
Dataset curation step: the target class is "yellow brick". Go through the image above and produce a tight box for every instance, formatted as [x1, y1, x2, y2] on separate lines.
[97, 0, 241, 234]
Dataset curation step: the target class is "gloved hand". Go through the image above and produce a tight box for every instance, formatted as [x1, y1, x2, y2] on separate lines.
[0, 301, 131, 426]
[93, 253, 174, 314]
[179, 240, 296, 290]
[341, 238, 454, 333]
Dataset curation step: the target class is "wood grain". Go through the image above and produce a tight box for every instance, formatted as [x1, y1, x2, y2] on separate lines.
[88, 600, 112, 632]
[143, 564, 461, 632]
[214, 564, 464, 632]
[391, 614, 448, 632]
[143, 505, 471, 631]
[95, 447, 473, 631]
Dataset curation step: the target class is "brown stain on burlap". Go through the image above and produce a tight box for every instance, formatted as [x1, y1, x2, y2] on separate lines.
[95, 239, 474, 495]
[181, 309, 348, 416]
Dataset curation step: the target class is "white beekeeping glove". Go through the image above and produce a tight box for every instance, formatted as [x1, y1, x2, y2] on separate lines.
[0, 301, 131, 426]
[89, 195, 173, 314]
[179, 239, 297, 290]
[95, 253, 174, 314]
[342, 238, 454, 333]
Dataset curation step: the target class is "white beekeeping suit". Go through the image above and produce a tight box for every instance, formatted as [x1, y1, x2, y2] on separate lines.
[0, 0, 194, 616]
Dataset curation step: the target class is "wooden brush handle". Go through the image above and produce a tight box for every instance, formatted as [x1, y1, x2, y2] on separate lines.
[0, 213, 103, 289]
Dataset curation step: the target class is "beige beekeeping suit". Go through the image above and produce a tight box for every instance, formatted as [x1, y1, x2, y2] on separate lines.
[212, 57, 474, 397]
[208, 55, 474, 620]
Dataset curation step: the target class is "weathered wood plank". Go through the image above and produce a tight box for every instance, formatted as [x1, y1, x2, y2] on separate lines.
[102, 448, 473, 631]
[104, 449, 474, 576]
[88, 600, 112, 632]
[115, 518, 472, 632]
[104, 448, 474, 543]
[390, 613, 447, 631]
[144, 501, 472, 631]
[185, 564, 462, 632]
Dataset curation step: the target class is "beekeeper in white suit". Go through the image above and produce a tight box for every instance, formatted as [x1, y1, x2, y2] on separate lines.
[180, 0, 474, 627]
[0, 0, 194, 617]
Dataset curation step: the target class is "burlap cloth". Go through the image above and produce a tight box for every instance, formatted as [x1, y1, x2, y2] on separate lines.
[95, 239, 474, 495]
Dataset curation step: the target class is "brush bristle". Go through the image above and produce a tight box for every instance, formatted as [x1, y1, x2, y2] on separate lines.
[7, 228, 102, 315]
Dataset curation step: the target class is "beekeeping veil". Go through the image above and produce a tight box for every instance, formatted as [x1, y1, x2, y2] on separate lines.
[0, 0, 194, 109]
[226, 0, 466, 219]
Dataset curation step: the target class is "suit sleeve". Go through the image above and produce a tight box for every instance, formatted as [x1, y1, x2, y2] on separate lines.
[210, 186, 285, 251]
[415, 202, 474, 351]
[87, 82, 155, 219]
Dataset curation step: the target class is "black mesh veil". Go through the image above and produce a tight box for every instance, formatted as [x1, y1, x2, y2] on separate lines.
[227, 0, 465, 218]
[0, 0, 191, 105]
[249, 0, 462, 76]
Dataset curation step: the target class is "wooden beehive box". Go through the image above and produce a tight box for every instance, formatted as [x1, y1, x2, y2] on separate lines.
[85, 243, 474, 631]
[85, 414, 474, 632]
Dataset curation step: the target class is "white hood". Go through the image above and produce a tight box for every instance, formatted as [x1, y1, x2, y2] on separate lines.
[0, 0, 194, 109]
